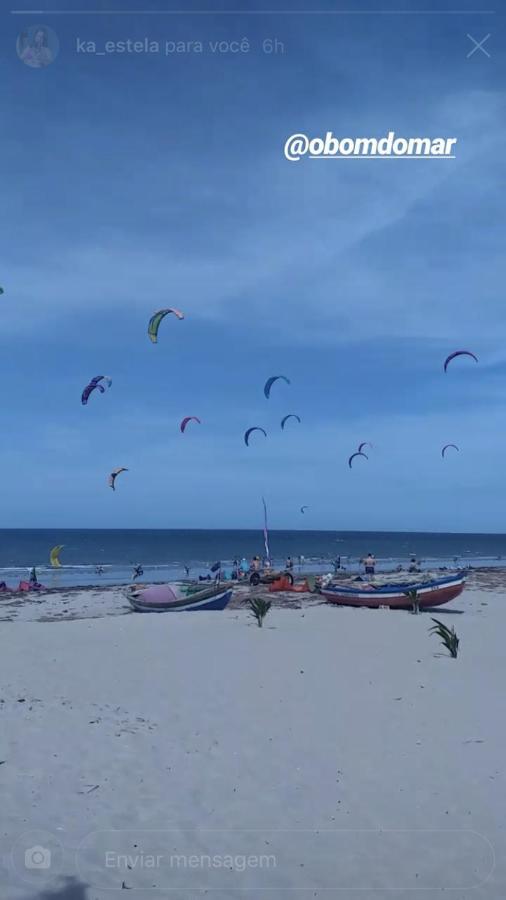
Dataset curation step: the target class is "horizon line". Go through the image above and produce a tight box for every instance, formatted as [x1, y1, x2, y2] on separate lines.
[1, 526, 506, 536]
[10, 8, 497, 14]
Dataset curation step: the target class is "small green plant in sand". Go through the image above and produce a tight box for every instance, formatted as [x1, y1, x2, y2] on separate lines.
[429, 618, 459, 658]
[249, 597, 271, 628]
[405, 589, 420, 615]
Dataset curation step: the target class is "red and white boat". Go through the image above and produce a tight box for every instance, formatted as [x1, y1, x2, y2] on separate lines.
[322, 571, 465, 609]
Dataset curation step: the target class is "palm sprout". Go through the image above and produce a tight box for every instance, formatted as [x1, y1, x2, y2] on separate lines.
[249, 597, 271, 628]
[429, 618, 459, 658]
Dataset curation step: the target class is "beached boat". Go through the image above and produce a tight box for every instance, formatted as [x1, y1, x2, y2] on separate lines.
[322, 571, 465, 609]
[126, 583, 233, 613]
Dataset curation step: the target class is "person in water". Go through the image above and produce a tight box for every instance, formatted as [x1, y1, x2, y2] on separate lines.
[408, 556, 421, 573]
[285, 556, 294, 571]
[362, 554, 376, 576]
[132, 564, 144, 581]
[29, 566, 37, 584]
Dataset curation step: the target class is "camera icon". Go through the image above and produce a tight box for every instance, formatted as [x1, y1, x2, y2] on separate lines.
[24, 845, 51, 870]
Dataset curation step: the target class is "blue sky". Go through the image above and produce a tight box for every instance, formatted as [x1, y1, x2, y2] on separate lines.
[1, 0, 504, 531]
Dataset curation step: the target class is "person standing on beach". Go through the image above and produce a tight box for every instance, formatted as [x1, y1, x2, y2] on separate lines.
[362, 553, 376, 576]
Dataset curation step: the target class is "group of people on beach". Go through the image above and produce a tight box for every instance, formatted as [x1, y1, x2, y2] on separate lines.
[359, 553, 421, 576]
[189, 554, 309, 583]
[80, 551, 426, 585]
[91, 550, 424, 586]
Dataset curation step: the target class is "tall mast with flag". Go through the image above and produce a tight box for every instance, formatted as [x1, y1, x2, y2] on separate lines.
[262, 496, 271, 565]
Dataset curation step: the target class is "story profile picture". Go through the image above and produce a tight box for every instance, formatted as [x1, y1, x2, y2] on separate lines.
[16, 24, 59, 68]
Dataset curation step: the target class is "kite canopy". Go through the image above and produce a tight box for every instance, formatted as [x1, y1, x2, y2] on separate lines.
[0, 287, 4, 295]
[244, 426, 267, 446]
[148, 308, 184, 343]
[358, 442, 372, 453]
[300, 505, 308, 514]
[443, 350, 478, 372]
[109, 467, 128, 490]
[180, 416, 201, 433]
[82, 383, 103, 405]
[348, 451, 368, 469]
[281, 414, 301, 430]
[49, 545, 64, 568]
[81, 375, 112, 406]
[442, 443, 459, 458]
[264, 375, 290, 399]
[90, 375, 112, 388]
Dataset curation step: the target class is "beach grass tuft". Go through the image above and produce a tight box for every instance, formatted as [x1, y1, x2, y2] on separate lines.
[429, 617, 459, 658]
[249, 597, 271, 628]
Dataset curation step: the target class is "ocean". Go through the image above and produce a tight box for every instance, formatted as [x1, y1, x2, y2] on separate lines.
[1, 528, 506, 589]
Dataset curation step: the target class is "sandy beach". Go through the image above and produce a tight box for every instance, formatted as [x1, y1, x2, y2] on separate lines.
[0, 574, 504, 899]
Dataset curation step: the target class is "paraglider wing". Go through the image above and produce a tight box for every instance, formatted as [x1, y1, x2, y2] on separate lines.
[148, 308, 185, 343]
[443, 350, 478, 372]
[442, 443, 459, 458]
[180, 416, 201, 433]
[264, 375, 291, 399]
[244, 427, 267, 446]
[300, 506, 308, 514]
[109, 467, 128, 490]
[358, 442, 372, 453]
[281, 414, 301, 430]
[49, 545, 64, 568]
[348, 451, 368, 469]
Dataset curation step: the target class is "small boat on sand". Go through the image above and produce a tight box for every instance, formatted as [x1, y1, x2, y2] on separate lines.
[126, 583, 233, 613]
[322, 571, 465, 609]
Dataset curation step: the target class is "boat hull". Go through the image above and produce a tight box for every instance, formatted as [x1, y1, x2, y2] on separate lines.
[127, 586, 233, 613]
[322, 574, 465, 609]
